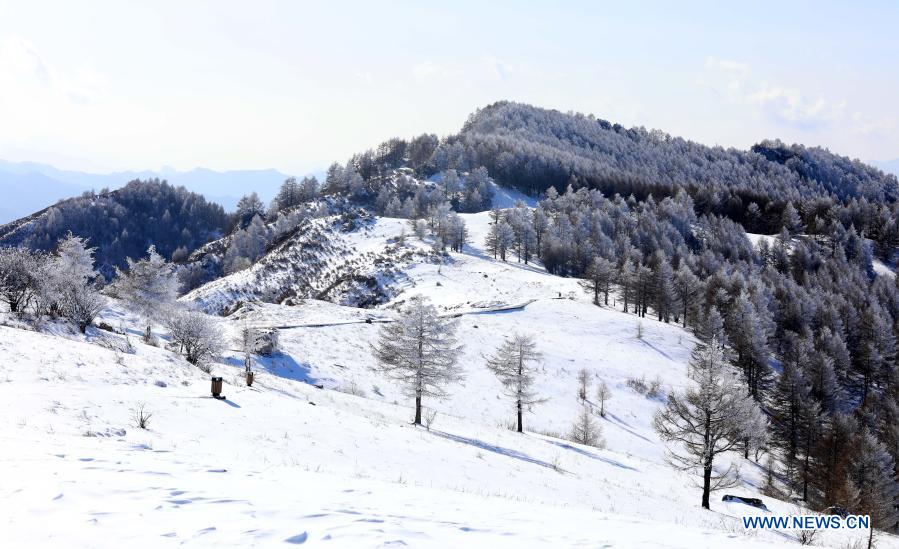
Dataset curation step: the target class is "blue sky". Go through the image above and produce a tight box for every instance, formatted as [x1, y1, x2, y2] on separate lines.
[0, 0, 897, 174]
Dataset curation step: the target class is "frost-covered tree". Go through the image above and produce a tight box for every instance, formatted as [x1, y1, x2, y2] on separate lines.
[65, 284, 105, 333]
[596, 379, 612, 417]
[371, 296, 463, 425]
[166, 308, 225, 366]
[237, 323, 257, 373]
[781, 202, 805, 235]
[581, 256, 613, 306]
[850, 429, 899, 542]
[112, 246, 179, 341]
[673, 265, 699, 327]
[51, 233, 103, 332]
[235, 192, 265, 227]
[577, 367, 590, 401]
[495, 221, 515, 261]
[486, 333, 544, 433]
[0, 247, 40, 313]
[441, 169, 461, 199]
[726, 290, 771, 400]
[653, 337, 767, 509]
[224, 215, 270, 274]
[570, 403, 602, 447]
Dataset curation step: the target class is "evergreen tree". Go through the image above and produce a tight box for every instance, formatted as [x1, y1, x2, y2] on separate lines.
[581, 256, 613, 306]
[485, 333, 544, 433]
[653, 337, 766, 509]
[371, 296, 463, 425]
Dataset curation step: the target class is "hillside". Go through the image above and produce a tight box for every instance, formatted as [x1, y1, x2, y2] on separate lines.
[451, 102, 899, 203]
[0, 180, 230, 278]
[2, 209, 886, 548]
[4, 102, 899, 546]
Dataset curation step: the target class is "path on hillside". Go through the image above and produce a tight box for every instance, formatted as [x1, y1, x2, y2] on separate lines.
[263, 298, 544, 330]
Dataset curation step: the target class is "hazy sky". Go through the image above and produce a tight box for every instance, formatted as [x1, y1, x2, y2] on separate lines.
[1, 0, 897, 175]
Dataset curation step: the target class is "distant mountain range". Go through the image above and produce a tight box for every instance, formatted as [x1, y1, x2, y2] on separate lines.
[0, 159, 301, 223]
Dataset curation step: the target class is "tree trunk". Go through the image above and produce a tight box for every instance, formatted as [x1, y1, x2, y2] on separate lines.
[702, 462, 712, 509]
[517, 400, 523, 433]
[414, 393, 422, 425]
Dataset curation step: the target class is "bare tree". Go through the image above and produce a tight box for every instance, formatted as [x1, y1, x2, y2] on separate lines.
[577, 367, 590, 401]
[237, 324, 257, 373]
[653, 337, 767, 509]
[596, 380, 612, 417]
[486, 333, 545, 433]
[371, 295, 463, 425]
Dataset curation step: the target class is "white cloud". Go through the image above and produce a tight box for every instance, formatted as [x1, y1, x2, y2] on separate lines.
[412, 61, 460, 80]
[0, 35, 105, 105]
[850, 111, 896, 137]
[705, 56, 843, 129]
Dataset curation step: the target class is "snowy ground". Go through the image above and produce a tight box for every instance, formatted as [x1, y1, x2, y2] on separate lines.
[0, 212, 892, 548]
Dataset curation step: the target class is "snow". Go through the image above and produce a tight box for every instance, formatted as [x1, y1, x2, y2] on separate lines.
[1, 208, 894, 548]
[874, 259, 895, 278]
[489, 182, 537, 209]
[745, 232, 778, 248]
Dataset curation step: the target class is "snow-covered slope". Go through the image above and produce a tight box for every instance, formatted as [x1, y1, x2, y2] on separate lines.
[1, 209, 892, 547]
[184, 213, 437, 314]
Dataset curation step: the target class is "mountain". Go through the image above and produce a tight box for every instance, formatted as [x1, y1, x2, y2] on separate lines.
[0, 159, 296, 223]
[5, 102, 899, 546]
[0, 179, 230, 277]
[436, 102, 898, 212]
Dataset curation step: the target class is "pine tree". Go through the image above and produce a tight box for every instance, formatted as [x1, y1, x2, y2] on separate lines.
[674, 265, 699, 327]
[770, 360, 811, 493]
[581, 256, 613, 306]
[782, 202, 805, 235]
[485, 333, 544, 432]
[570, 403, 602, 447]
[653, 337, 767, 509]
[726, 290, 770, 401]
[618, 259, 636, 313]
[651, 255, 676, 322]
[236, 192, 265, 227]
[371, 296, 463, 425]
[496, 221, 515, 261]
[850, 429, 899, 542]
